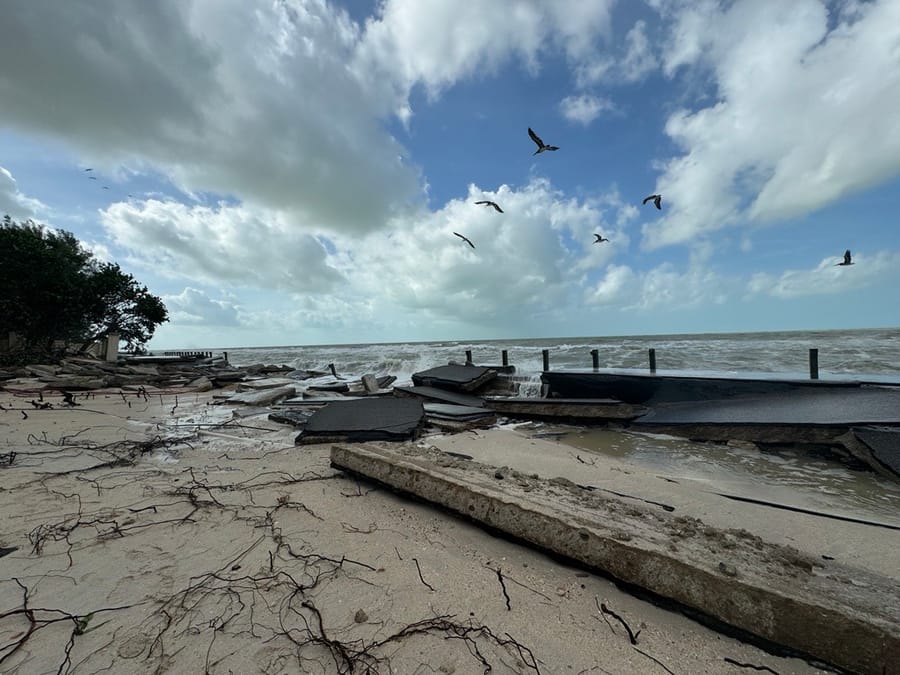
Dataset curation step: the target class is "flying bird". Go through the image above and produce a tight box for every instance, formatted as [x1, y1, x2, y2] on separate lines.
[102, 186, 109, 190]
[593, 234, 609, 244]
[88, 176, 97, 180]
[528, 127, 559, 155]
[836, 250, 854, 266]
[453, 232, 475, 249]
[475, 200, 503, 213]
[643, 194, 662, 210]
[84, 168, 93, 172]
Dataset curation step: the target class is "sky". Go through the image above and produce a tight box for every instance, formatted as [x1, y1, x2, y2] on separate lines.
[1, 0, 899, 349]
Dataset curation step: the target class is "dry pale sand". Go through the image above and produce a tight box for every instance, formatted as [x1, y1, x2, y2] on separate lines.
[0, 386, 835, 674]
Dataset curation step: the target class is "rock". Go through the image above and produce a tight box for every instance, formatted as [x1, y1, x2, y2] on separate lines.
[26, 364, 60, 378]
[189, 376, 214, 392]
[353, 609, 368, 623]
[362, 374, 380, 394]
[226, 385, 297, 406]
[718, 562, 738, 577]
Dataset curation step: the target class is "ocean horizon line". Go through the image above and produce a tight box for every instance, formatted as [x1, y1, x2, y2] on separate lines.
[150, 325, 900, 353]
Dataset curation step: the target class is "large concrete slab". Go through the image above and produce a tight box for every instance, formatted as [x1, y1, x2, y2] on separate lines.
[330, 442, 900, 675]
[393, 385, 485, 407]
[297, 398, 424, 444]
[540, 368, 900, 404]
[485, 397, 647, 420]
[635, 387, 900, 426]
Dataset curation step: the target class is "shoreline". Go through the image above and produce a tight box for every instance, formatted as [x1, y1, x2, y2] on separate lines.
[0, 384, 872, 674]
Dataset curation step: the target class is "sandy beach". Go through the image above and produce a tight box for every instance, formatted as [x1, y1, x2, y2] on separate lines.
[0, 384, 885, 674]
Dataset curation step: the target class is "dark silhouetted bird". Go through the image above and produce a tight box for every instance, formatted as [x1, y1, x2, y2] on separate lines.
[528, 127, 559, 155]
[84, 168, 93, 172]
[836, 250, 854, 266]
[453, 232, 475, 249]
[475, 200, 503, 213]
[102, 186, 109, 190]
[643, 194, 662, 210]
[593, 234, 609, 244]
[88, 176, 97, 180]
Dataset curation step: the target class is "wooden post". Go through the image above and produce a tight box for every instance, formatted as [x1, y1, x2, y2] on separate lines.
[591, 349, 599, 370]
[223, 351, 228, 364]
[465, 349, 473, 365]
[809, 348, 819, 380]
[648, 348, 657, 373]
[501, 349, 509, 367]
[542, 349, 550, 372]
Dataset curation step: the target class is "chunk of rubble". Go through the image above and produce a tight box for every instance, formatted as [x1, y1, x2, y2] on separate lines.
[226, 384, 297, 406]
[411, 365, 497, 392]
[423, 403, 497, 431]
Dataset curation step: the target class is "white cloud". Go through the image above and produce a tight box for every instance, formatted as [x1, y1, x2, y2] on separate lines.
[620, 20, 657, 81]
[746, 249, 900, 298]
[355, 0, 616, 101]
[164, 287, 242, 326]
[100, 199, 344, 292]
[644, 0, 900, 248]
[559, 94, 614, 125]
[586, 260, 730, 310]
[0, 167, 45, 220]
[584, 264, 637, 305]
[345, 179, 614, 326]
[0, 0, 421, 235]
[96, 179, 627, 333]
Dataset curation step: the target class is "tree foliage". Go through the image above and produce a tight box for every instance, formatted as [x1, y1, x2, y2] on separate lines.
[0, 216, 168, 363]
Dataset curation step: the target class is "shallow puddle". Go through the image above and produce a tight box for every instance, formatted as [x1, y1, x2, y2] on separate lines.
[548, 426, 900, 524]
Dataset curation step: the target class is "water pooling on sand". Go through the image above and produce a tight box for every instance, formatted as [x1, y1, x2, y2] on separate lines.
[553, 426, 900, 524]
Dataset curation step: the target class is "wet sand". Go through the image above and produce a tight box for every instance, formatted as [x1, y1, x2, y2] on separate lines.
[0, 386, 872, 673]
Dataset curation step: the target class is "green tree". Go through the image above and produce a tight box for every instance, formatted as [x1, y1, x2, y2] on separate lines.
[0, 216, 168, 363]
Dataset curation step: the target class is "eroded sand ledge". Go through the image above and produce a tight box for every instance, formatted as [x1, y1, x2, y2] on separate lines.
[1, 387, 895, 674]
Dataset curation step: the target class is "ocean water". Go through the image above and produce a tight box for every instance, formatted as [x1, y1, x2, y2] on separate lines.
[208, 327, 900, 386]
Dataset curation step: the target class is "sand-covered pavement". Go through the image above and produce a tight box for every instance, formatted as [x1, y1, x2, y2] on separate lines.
[0, 386, 866, 673]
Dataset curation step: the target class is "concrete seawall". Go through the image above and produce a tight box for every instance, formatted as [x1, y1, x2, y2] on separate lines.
[331, 443, 900, 675]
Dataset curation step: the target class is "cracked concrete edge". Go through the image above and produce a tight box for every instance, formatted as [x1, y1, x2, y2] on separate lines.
[330, 443, 900, 675]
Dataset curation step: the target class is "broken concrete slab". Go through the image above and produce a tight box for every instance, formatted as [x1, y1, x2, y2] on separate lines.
[307, 381, 350, 393]
[282, 395, 367, 405]
[268, 409, 315, 428]
[330, 442, 900, 675]
[424, 403, 494, 421]
[296, 398, 425, 445]
[225, 384, 297, 406]
[362, 374, 380, 393]
[237, 377, 300, 391]
[393, 385, 484, 408]
[188, 375, 214, 392]
[423, 403, 497, 432]
[635, 388, 900, 426]
[852, 426, 900, 478]
[411, 365, 497, 392]
[485, 397, 647, 421]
